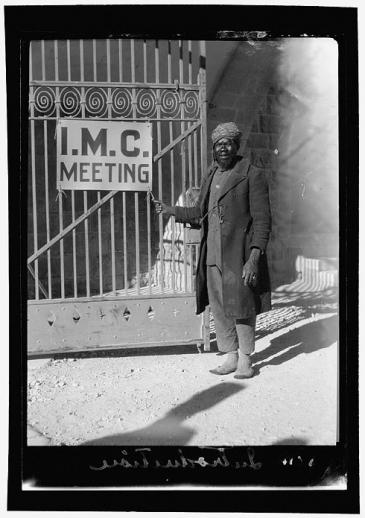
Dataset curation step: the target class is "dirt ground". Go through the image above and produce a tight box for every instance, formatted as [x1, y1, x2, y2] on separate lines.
[27, 292, 338, 446]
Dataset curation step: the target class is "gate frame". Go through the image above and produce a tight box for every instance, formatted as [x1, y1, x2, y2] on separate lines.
[27, 38, 210, 356]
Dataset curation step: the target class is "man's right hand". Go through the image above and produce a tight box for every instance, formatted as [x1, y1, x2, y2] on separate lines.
[154, 200, 175, 216]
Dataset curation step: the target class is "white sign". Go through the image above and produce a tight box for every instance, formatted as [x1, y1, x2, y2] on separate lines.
[57, 120, 152, 191]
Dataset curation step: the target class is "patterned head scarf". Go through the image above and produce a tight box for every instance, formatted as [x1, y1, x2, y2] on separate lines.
[211, 122, 242, 147]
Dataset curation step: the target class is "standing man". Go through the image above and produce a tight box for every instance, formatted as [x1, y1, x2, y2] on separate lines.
[154, 122, 271, 378]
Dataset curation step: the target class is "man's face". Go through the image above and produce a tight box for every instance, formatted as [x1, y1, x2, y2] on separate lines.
[214, 137, 238, 168]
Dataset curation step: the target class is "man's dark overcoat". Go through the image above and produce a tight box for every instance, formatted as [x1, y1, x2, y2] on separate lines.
[175, 155, 271, 318]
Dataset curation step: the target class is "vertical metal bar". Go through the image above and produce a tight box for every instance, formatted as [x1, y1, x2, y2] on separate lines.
[67, 39, 77, 298]
[118, 39, 123, 82]
[118, 42, 126, 295]
[110, 195, 116, 294]
[187, 42, 193, 193]
[92, 39, 97, 81]
[188, 40, 192, 84]
[44, 129, 51, 299]
[193, 128, 198, 187]
[29, 42, 39, 300]
[67, 39, 71, 79]
[54, 40, 65, 299]
[41, 41, 52, 299]
[96, 190, 103, 296]
[179, 40, 188, 292]
[168, 40, 176, 294]
[198, 42, 207, 296]
[123, 192, 128, 296]
[143, 40, 147, 83]
[130, 39, 140, 295]
[199, 41, 207, 178]
[135, 195, 140, 294]
[188, 132, 193, 188]
[146, 41, 151, 292]
[187, 41, 194, 292]
[92, 39, 103, 295]
[203, 307, 211, 352]
[189, 130, 194, 293]
[155, 39, 164, 293]
[106, 39, 116, 295]
[80, 40, 90, 297]
[147, 190, 152, 295]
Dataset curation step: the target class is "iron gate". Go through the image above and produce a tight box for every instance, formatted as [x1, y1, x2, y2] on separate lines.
[27, 38, 210, 355]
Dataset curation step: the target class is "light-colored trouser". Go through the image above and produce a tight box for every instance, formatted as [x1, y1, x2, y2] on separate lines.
[207, 265, 256, 355]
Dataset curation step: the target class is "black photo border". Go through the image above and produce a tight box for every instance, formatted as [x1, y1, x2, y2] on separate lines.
[6, 4, 359, 513]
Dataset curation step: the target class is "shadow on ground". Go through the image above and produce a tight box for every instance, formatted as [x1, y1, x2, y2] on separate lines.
[79, 382, 244, 446]
[252, 314, 337, 374]
[271, 437, 308, 445]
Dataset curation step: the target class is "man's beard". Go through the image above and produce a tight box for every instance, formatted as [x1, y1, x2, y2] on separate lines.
[215, 153, 237, 170]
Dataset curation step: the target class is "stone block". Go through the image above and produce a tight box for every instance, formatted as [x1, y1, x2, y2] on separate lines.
[247, 133, 270, 149]
[260, 114, 281, 134]
[235, 108, 251, 125]
[268, 133, 280, 150]
[209, 107, 237, 123]
[212, 89, 240, 109]
[266, 94, 283, 115]
[251, 118, 260, 133]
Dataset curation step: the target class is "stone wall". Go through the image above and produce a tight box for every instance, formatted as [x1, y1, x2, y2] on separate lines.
[206, 39, 339, 290]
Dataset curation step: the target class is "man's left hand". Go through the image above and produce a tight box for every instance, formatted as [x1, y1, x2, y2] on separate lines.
[242, 248, 260, 286]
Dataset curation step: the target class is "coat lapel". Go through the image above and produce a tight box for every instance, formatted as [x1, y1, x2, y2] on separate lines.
[200, 164, 217, 210]
[217, 156, 250, 201]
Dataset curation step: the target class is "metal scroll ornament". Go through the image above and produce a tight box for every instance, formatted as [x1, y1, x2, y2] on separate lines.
[111, 88, 133, 117]
[136, 89, 157, 118]
[85, 87, 108, 117]
[60, 87, 81, 117]
[183, 91, 199, 118]
[33, 86, 56, 116]
[160, 90, 180, 118]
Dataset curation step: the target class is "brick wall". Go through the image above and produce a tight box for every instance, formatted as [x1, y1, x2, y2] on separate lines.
[206, 40, 338, 290]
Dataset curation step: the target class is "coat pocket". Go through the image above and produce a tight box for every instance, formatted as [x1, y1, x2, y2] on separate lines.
[243, 217, 253, 233]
